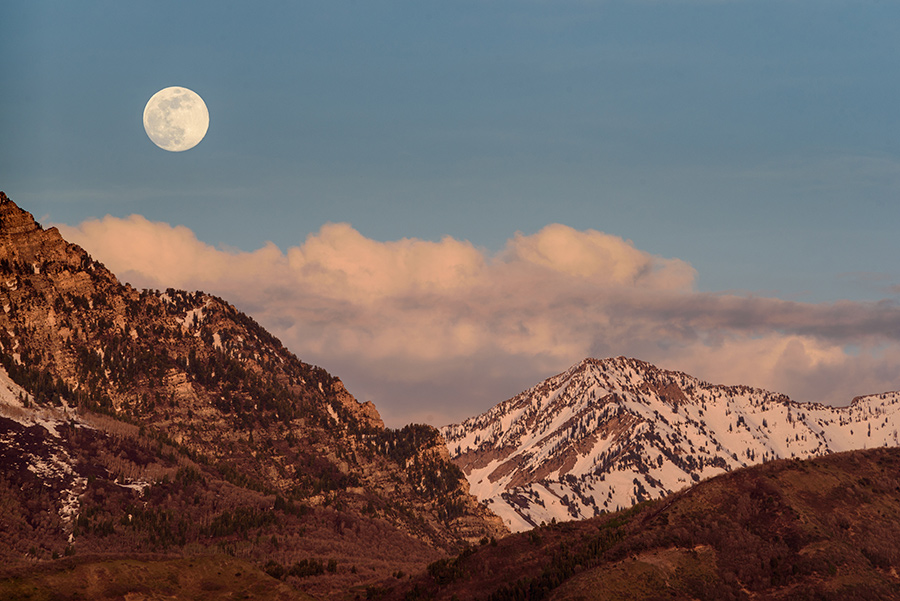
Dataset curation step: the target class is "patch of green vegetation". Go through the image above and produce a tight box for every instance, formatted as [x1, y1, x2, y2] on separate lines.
[201, 506, 278, 538]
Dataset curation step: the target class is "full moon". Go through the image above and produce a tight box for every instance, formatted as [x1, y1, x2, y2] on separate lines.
[143, 86, 209, 152]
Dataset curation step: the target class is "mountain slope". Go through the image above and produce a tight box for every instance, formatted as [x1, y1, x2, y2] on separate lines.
[0, 555, 317, 601]
[386, 447, 900, 600]
[442, 356, 900, 531]
[0, 191, 506, 597]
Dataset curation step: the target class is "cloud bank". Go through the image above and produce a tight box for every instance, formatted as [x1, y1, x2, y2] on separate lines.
[57, 216, 900, 427]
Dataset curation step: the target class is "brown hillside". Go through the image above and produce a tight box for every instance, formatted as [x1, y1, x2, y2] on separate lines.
[386, 447, 900, 600]
[0, 554, 317, 601]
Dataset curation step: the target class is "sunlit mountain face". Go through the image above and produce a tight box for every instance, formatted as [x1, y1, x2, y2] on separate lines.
[443, 356, 900, 532]
[0, 192, 506, 597]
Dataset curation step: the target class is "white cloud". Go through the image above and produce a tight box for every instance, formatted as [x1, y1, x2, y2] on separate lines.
[57, 216, 900, 427]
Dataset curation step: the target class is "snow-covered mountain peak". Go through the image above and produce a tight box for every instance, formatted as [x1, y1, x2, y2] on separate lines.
[442, 357, 900, 532]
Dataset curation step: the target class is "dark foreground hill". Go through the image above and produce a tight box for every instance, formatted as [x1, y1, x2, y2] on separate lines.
[0, 554, 317, 601]
[386, 447, 900, 601]
[0, 191, 505, 599]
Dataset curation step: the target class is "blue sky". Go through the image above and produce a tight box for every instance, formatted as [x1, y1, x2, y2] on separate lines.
[4, 1, 900, 425]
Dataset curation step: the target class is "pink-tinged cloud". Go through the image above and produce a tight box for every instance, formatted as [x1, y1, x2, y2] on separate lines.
[56, 216, 900, 427]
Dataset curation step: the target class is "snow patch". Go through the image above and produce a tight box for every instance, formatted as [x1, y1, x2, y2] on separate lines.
[177, 300, 211, 331]
[114, 478, 151, 495]
[0, 364, 84, 438]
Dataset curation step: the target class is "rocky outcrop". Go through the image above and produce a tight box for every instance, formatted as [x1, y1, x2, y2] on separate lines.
[329, 377, 384, 430]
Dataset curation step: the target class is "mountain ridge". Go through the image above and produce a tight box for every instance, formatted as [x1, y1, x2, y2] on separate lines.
[442, 355, 900, 531]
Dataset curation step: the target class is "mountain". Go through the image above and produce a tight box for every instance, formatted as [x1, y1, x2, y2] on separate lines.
[0, 191, 506, 598]
[442, 356, 900, 532]
[385, 446, 900, 600]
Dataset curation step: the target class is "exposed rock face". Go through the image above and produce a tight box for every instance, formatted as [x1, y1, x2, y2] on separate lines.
[443, 356, 900, 532]
[0, 192, 506, 593]
[329, 377, 384, 430]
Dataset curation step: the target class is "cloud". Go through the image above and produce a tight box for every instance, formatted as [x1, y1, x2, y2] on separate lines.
[56, 216, 900, 427]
